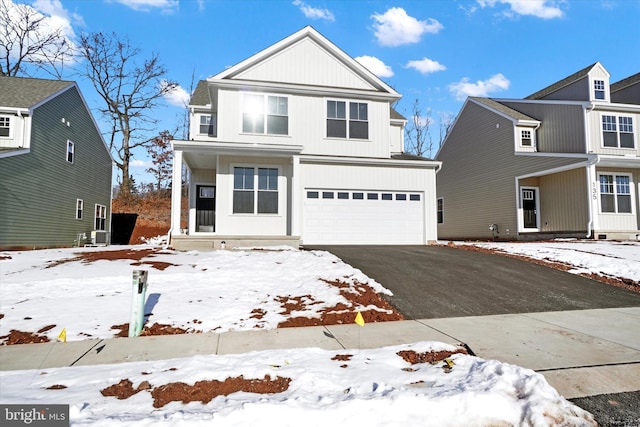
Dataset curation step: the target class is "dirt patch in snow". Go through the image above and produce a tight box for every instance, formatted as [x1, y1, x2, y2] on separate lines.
[447, 242, 639, 294]
[0, 330, 50, 345]
[110, 323, 199, 338]
[397, 348, 468, 365]
[100, 375, 291, 408]
[45, 248, 177, 271]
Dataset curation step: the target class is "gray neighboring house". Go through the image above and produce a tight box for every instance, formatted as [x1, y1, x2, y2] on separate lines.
[436, 62, 640, 241]
[0, 76, 113, 249]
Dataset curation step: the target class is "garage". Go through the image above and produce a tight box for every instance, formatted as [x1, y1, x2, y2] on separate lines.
[302, 189, 425, 244]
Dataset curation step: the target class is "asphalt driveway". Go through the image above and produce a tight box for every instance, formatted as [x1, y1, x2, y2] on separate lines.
[309, 245, 640, 319]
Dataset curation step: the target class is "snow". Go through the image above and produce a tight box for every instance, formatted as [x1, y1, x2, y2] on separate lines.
[2, 240, 633, 426]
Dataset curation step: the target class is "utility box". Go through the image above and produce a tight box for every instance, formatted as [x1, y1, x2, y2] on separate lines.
[128, 270, 148, 337]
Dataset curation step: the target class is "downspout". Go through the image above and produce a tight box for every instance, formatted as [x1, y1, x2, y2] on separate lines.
[584, 102, 597, 239]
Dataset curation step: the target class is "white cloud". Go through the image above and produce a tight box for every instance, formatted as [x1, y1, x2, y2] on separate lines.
[448, 73, 510, 100]
[355, 55, 393, 78]
[477, 0, 564, 19]
[161, 81, 190, 107]
[130, 158, 151, 168]
[292, 0, 335, 21]
[371, 7, 443, 47]
[111, 0, 179, 13]
[406, 58, 446, 74]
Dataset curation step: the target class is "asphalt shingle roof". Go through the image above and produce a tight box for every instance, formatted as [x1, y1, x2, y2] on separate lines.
[0, 76, 74, 109]
[189, 80, 211, 107]
[525, 62, 597, 100]
[470, 97, 538, 122]
[611, 72, 640, 93]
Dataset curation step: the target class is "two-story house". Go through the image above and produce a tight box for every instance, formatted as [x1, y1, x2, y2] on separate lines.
[0, 76, 113, 249]
[435, 62, 640, 241]
[169, 26, 441, 250]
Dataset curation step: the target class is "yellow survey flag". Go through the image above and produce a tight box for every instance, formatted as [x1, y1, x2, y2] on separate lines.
[354, 311, 365, 327]
[57, 328, 66, 343]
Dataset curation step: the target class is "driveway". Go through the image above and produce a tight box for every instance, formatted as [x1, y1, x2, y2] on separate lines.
[309, 245, 640, 319]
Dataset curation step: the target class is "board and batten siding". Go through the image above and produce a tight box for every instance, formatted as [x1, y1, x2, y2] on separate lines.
[586, 108, 640, 156]
[215, 88, 392, 159]
[436, 100, 590, 240]
[0, 87, 112, 249]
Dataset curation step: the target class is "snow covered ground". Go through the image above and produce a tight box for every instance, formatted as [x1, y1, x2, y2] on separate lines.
[3, 239, 636, 426]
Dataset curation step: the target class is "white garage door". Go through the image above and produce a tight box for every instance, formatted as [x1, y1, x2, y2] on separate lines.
[302, 189, 425, 244]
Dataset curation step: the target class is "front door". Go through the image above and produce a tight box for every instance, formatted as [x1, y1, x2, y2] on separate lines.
[196, 185, 215, 232]
[522, 187, 538, 229]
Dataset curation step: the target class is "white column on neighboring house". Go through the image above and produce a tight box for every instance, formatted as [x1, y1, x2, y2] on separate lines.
[291, 155, 301, 237]
[170, 150, 183, 236]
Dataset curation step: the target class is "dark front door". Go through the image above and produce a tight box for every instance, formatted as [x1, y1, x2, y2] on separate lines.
[522, 188, 537, 229]
[196, 185, 215, 232]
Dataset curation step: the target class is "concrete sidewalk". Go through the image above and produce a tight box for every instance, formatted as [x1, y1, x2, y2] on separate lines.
[1, 307, 639, 399]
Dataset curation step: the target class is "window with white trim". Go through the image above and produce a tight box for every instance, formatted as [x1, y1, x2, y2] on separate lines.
[242, 94, 288, 135]
[95, 204, 106, 230]
[0, 115, 10, 137]
[437, 198, 444, 224]
[66, 140, 74, 163]
[602, 115, 635, 148]
[233, 166, 279, 214]
[199, 114, 216, 136]
[594, 80, 606, 100]
[521, 129, 532, 147]
[599, 174, 632, 214]
[326, 100, 368, 139]
[76, 199, 83, 220]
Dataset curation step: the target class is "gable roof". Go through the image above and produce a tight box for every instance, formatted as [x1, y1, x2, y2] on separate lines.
[190, 80, 211, 107]
[525, 62, 601, 100]
[611, 72, 640, 93]
[0, 76, 74, 109]
[470, 97, 538, 123]
[209, 26, 400, 99]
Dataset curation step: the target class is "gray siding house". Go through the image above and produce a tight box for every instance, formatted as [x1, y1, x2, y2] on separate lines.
[436, 62, 640, 241]
[0, 76, 112, 249]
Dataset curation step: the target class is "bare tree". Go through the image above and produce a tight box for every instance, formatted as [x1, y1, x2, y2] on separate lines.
[0, 0, 73, 77]
[146, 130, 173, 192]
[405, 98, 433, 158]
[439, 112, 456, 146]
[77, 31, 177, 195]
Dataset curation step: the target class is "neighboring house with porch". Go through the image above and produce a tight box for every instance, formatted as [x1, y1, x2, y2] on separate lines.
[0, 76, 112, 249]
[435, 62, 640, 241]
[170, 26, 441, 250]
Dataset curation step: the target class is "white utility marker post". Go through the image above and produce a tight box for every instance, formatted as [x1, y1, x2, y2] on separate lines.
[129, 270, 149, 337]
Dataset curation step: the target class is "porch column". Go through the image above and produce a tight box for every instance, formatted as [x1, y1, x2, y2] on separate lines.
[170, 150, 183, 236]
[586, 160, 599, 236]
[291, 155, 301, 237]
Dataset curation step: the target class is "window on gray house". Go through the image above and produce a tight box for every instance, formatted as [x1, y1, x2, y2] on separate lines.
[521, 129, 532, 147]
[66, 140, 75, 163]
[602, 115, 634, 148]
[600, 174, 632, 213]
[437, 198, 444, 224]
[594, 80, 606, 100]
[76, 199, 83, 220]
[95, 204, 106, 230]
[0, 116, 10, 137]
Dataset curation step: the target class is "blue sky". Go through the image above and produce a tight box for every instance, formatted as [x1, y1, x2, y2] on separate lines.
[7, 0, 640, 185]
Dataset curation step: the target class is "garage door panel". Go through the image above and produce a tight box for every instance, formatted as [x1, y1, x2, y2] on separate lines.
[303, 190, 424, 244]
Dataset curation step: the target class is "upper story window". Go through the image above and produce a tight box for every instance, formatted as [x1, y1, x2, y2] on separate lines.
[326, 100, 368, 140]
[593, 80, 606, 100]
[242, 94, 288, 135]
[95, 204, 107, 230]
[602, 115, 634, 148]
[233, 166, 279, 214]
[199, 114, 216, 136]
[520, 129, 532, 147]
[66, 140, 75, 163]
[76, 199, 83, 220]
[0, 115, 10, 137]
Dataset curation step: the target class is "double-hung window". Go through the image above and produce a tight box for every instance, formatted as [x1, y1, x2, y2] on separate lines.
[599, 174, 632, 214]
[199, 114, 216, 136]
[242, 94, 288, 135]
[326, 100, 368, 139]
[95, 204, 107, 230]
[521, 129, 532, 147]
[66, 140, 75, 163]
[602, 115, 635, 148]
[0, 116, 10, 137]
[76, 199, 83, 220]
[593, 80, 606, 100]
[233, 167, 279, 214]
